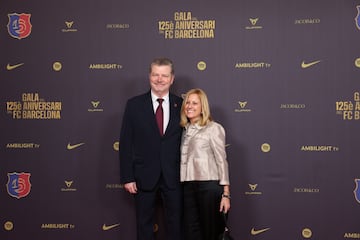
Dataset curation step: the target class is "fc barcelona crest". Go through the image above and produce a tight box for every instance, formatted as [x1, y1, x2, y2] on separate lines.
[7, 13, 32, 39]
[354, 179, 360, 204]
[356, 6, 360, 30]
[6, 172, 32, 199]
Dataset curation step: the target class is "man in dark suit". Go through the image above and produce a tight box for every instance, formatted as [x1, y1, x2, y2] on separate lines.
[120, 58, 183, 240]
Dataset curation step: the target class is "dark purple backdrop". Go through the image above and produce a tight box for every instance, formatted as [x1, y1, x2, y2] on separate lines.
[1, 0, 360, 239]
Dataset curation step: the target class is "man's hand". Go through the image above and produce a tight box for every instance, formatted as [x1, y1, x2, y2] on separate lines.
[124, 182, 138, 194]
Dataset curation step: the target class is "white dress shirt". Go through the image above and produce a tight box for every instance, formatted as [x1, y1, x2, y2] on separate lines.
[151, 91, 170, 134]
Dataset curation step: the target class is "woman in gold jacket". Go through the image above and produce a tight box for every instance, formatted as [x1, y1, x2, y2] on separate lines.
[180, 88, 231, 240]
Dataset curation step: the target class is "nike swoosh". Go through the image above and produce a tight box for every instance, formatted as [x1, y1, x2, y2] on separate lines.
[301, 60, 321, 69]
[102, 223, 120, 231]
[67, 142, 85, 150]
[6, 63, 24, 70]
[251, 227, 270, 235]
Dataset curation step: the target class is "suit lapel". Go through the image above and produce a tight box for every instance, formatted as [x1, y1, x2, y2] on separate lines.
[143, 92, 160, 135]
[165, 94, 180, 136]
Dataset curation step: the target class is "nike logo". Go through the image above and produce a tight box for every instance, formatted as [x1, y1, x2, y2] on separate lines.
[66, 142, 85, 150]
[102, 223, 120, 231]
[301, 60, 321, 69]
[251, 227, 270, 235]
[6, 63, 24, 70]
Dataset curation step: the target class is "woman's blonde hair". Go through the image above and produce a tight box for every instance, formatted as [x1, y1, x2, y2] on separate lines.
[180, 88, 213, 127]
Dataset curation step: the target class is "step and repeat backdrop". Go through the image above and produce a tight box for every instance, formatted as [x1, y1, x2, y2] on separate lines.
[1, 0, 360, 239]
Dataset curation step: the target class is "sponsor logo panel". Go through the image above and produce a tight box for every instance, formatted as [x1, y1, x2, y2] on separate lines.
[67, 142, 85, 150]
[89, 63, 123, 70]
[355, 5, 360, 30]
[102, 223, 120, 231]
[61, 180, 77, 192]
[355, 58, 360, 68]
[295, 18, 321, 25]
[53, 62, 62, 71]
[4, 221, 14, 231]
[105, 183, 123, 189]
[280, 104, 306, 109]
[251, 227, 270, 235]
[301, 60, 322, 69]
[293, 187, 320, 193]
[113, 141, 119, 151]
[335, 91, 360, 121]
[300, 145, 340, 152]
[245, 18, 263, 30]
[235, 62, 271, 69]
[158, 11, 216, 39]
[106, 23, 130, 29]
[7, 13, 32, 39]
[41, 223, 75, 229]
[88, 101, 104, 112]
[197, 61, 206, 71]
[6, 93, 62, 120]
[245, 183, 262, 195]
[354, 179, 360, 204]
[62, 21, 78, 32]
[6, 143, 40, 149]
[344, 232, 360, 239]
[234, 101, 252, 112]
[6, 63, 24, 70]
[302, 228, 312, 238]
[261, 143, 271, 153]
[6, 172, 32, 199]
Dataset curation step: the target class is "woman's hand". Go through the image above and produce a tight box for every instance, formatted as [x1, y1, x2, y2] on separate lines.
[219, 196, 230, 213]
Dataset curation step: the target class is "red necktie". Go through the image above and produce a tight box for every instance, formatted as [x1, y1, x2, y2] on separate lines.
[156, 98, 164, 136]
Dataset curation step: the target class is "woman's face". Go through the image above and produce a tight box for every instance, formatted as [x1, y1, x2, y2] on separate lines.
[185, 93, 202, 124]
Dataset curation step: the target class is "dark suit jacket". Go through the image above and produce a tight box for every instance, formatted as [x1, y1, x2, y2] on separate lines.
[119, 91, 183, 190]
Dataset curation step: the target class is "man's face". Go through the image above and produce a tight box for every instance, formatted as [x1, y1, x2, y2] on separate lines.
[149, 65, 174, 97]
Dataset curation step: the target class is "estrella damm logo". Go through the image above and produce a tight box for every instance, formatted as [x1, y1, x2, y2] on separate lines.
[356, 6, 360, 30]
[7, 13, 32, 39]
[6, 172, 32, 199]
[354, 179, 360, 203]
